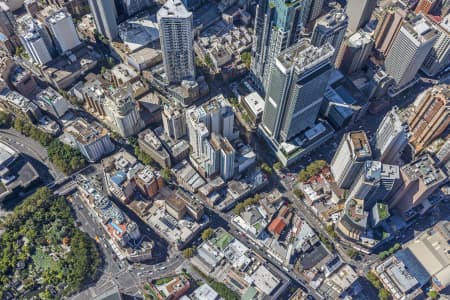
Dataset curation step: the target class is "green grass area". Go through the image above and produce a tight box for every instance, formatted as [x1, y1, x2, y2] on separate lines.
[376, 203, 390, 220]
[214, 233, 234, 250]
[155, 277, 173, 286]
[32, 248, 58, 271]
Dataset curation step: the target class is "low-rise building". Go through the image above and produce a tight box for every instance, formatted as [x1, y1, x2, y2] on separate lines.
[41, 44, 100, 89]
[135, 166, 164, 198]
[138, 129, 171, 168]
[0, 88, 42, 122]
[319, 264, 359, 299]
[64, 118, 115, 162]
[35, 87, 69, 118]
[75, 174, 153, 262]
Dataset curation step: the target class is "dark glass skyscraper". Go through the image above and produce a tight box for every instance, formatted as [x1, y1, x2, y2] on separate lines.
[261, 39, 334, 142]
[251, 0, 313, 94]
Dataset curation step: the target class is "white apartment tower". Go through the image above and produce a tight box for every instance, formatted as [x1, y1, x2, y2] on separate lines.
[385, 14, 438, 89]
[422, 15, 450, 76]
[374, 106, 409, 165]
[162, 104, 187, 141]
[331, 131, 372, 189]
[157, 0, 195, 83]
[46, 8, 81, 54]
[19, 18, 53, 65]
[104, 86, 143, 138]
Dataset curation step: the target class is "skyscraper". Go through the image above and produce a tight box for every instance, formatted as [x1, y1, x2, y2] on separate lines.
[408, 85, 450, 152]
[308, 0, 325, 23]
[46, 8, 81, 54]
[373, 7, 405, 58]
[260, 39, 334, 143]
[331, 131, 372, 189]
[104, 86, 143, 138]
[88, 0, 118, 41]
[336, 30, 373, 74]
[157, 0, 195, 84]
[186, 96, 236, 179]
[385, 14, 438, 90]
[18, 16, 54, 65]
[374, 106, 409, 164]
[0, 2, 15, 38]
[347, 161, 400, 210]
[422, 15, 450, 76]
[251, 0, 313, 93]
[390, 154, 446, 220]
[415, 0, 438, 14]
[311, 9, 348, 65]
[123, 0, 150, 17]
[346, 0, 377, 32]
[162, 104, 187, 141]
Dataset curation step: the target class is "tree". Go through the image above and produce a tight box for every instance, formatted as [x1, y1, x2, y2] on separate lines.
[201, 228, 214, 241]
[378, 288, 390, 300]
[293, 189, 303, 198]
[261, 163, 272, 175]
[0, 112, 10, 128]
[240, 51, 251, 69]
[347, 249, 358, 259]
[273, 162, 282, 171]
[427, 290, 439, 299]
[183, 247, 196, 258]
[161, 168, 171, 181]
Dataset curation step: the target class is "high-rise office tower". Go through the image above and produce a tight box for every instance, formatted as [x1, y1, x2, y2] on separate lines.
[46, 8, 81, 54]
[373, 7, 405, 58]
[251, 0, 313, 93]
[331, 131, 372, 189]
[422, 15, 450, 76]
[123, 0, 150, 17]
[18, 17, 54, 65]
[385, 14, 438, 90]
[308, 0, 325, 23]
[346, 0, 377, 32]
[337, 30, 373, 74]
[408, 85, 450, 152]
[415, 0, 438, 14]
[0, 2, 15, 38]
[390, 154, 446, 220]
[210, 133, 235, 180]
[311, 9, 348, 65]
[162, 104, 187, 141]
[347, 161, 400, 210]
[88, 0, 118, 41]
[186, 96, 235, 179]
[260, 39, 334, 143]
[104, 86, 143, 138]
[157, 0, 195, 84]
[374, 106, 409, 164]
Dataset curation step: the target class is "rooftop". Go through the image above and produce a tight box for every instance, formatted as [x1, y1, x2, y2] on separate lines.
[157, 0, 191, 19]
[402, 154, 445, 186]
[118, 14, 159, 52]
[364, 161, 400, 182]
[403, 14, 439, 43]
[316, 9, 348, 28]
[277, 39, 334, 73]
[348, 131, 371, 159]
[251, 265, 280, 296]
[64, 118, 109, 145]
